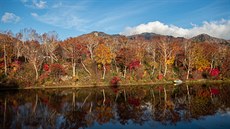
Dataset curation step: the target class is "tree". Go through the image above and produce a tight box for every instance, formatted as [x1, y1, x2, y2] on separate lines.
[116, 47, 136, 78]
[94, 43, 114, 79]
[21, 29, 43, 80]
[0, 33, 15, 76]
[145, 41, 157, 75]
[23, 40, 43, 80]
[62, 37, 91, 78]
[157, 37, 175, 77]
[41, 31, 58, 64]
[183, 42, 210, 79]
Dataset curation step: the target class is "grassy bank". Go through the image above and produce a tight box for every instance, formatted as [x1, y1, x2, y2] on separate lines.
[1, 79, 230, 91]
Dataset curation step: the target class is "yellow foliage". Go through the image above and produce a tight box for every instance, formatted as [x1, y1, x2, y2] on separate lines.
[94, 44, 114, 65]
[166, 57, 175, 65]
[190, 44, 210, 71]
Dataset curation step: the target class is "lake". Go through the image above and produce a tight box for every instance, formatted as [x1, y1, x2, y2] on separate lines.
[1, 83, 230, 129]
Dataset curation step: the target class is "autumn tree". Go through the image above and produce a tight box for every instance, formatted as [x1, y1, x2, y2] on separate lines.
[23, 40, 43, 80]
[22, 29, 43, 80]
[41, 31, 59, 64]
[15, 32, 24, 59]
[94, 43, 114, 79]
[82, 32, 101, 60]
[62, 37, 91, 78]
[0, 33, 15, 76]
[116, 47, 136, 78]
[157, 37, 175, 77]
[183, 42, 210, 79]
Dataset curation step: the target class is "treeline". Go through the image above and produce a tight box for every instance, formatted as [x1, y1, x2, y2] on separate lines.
[0, 29, 230, 87]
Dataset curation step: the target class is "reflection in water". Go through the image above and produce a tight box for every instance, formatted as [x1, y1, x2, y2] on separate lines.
[1, 83, 230, 129]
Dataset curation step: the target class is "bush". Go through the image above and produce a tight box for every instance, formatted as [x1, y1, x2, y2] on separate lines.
[110, 76, 121, 86]
[49, 63, 66, 81]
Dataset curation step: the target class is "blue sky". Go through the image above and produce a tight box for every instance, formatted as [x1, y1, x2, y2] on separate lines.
[1, 0, 230, 40]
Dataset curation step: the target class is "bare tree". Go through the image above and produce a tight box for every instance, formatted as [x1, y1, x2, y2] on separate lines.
[41, 31, 58, 64]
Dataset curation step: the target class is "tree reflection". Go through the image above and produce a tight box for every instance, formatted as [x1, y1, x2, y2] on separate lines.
[1, 83, 230, 128]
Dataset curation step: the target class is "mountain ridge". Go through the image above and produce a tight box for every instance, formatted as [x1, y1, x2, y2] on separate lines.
[0, 31, 229, 45]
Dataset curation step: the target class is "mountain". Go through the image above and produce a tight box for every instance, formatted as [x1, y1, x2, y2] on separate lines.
[190, 34, 230, 44]
[126, 32, 230, 45]
[127, 32, 187, 44]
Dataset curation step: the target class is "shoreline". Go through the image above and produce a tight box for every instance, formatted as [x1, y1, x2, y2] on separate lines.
[0, 79, 230, 91]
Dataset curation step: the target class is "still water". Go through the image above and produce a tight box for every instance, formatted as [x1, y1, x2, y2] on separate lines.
[1, 83, 230, 129]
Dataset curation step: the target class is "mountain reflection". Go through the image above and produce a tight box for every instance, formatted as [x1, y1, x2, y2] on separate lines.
[1, 83, 230, 129]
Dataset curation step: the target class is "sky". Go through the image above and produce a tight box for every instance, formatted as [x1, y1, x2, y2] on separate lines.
[0, 0, 230, 40]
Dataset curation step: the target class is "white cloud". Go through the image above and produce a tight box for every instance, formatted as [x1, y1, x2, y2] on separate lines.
[21, 0, 47, 9]
[31, 12, 38, 17]
[121, 19, 230, 40]
[31, 12, 88, 31]
[33, 0, 46, 9]
[1, 12, 21, 23]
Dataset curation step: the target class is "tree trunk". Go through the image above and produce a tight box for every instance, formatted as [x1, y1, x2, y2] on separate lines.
[87, 45, 94, 60]
[33, 62, 39, 80]
[186, 69, 190, 80]
[123, 66, 127, 78]
[3, 45, 7, 76]
[72, 61, 76, 77]
[152, 66, 155, 75]
[102, 64, 106, 80]
[81, 61, 91, 76]
[51, 56, 54, 64]
[186, 60, 190, 80]
[164, 63, 167, 77]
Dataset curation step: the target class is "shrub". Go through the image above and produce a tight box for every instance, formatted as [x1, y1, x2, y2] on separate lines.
[49, 63, 66, 81]
[110, 76, 121, 86]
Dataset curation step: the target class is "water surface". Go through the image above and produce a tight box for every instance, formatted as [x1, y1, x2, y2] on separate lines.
[0, 83, 230, 129]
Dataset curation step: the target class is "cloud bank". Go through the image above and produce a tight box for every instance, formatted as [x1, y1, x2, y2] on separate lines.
[121, 20, 230, 40]
[1, 12, 20, 23]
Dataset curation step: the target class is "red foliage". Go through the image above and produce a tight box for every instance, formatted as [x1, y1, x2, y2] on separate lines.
[50, 63, 66, 77]
[39, 72, 49, 82]
[210, 68, 220, 77]
[43, 64, 49, 71]
[129, 60, 140, 70]
[14, 60, 21, 65]
[0, 62, 4, 68]
[157, 74, 164, 80]
[128, 98, 140, 107]
[110, 76, 121, 85]
[210, 88, 219, 95]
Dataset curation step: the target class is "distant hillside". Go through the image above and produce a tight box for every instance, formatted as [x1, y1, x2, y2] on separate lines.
[126, 32, 230, 45]
[190, 34, 230, 44]
[1, 31, 229, 46]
